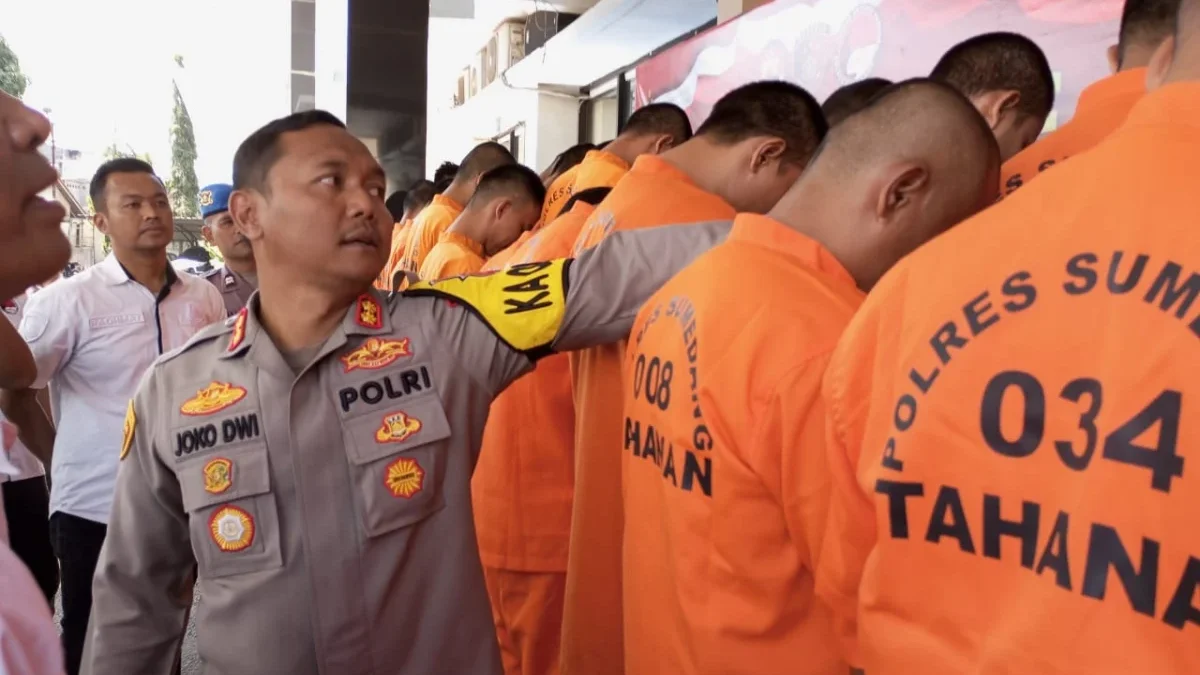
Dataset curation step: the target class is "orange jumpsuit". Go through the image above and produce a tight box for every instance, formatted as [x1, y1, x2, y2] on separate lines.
[400, 194, 465, 273]
[541, 166, 579, 227]
[542, 150, 630, 225]
[419, 231, 485, 280]
[622, 213, 856, 675]
[472, 201, 598, 675]
[563, 154, 736, 675]
[1001, 68, 1145, 196]
[817, 82, 1200, 674]
[376, 220, 412, 290]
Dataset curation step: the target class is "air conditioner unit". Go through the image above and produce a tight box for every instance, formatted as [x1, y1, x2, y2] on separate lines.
[483, 37, 498, 88]
[495, 20, 526, 72]
[454, 70, 468, 107]
[468, 60, 481, 98]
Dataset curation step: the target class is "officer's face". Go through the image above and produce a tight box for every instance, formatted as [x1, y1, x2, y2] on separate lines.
[248, 125, 391, 290]
[95, 172, 175, 253]
[202, 211, 252, 263]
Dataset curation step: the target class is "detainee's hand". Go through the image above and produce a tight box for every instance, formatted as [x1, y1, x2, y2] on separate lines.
[0, 91, 69, 300]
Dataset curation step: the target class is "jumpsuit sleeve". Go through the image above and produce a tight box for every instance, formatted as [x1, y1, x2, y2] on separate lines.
[814, 318, 880, 670]
[82, 367, 193, 675]
[770, 354, 836, 574]
[551, 220, 733, 352]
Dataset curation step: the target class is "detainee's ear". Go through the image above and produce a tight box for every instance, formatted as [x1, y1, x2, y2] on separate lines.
[876, 163, 929, 223]
[1146, 35, 1176, 91]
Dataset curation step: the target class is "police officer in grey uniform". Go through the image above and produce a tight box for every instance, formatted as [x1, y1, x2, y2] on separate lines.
[199, 183, 257, 317]
[82, 110, 732, 675]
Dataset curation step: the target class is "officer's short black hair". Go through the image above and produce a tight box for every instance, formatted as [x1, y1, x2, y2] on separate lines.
[930, 32, 1055, 119]
[822, 78, 894, 127]
[620, 103, 693, 144]
[385, 191, 407, 221]
[233, 110, 346, 192]
[456, 142, 516, 182]
[1118, 0, 1181, 65]
[559, 186, 612, 214]
[468, 164, 546, 209]
[89, 157, 157, 214]
[696, 80, 829, 167]
[404, 180, 436, 216]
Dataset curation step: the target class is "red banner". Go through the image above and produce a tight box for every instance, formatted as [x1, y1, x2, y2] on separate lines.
[635, 0, 1121, 132]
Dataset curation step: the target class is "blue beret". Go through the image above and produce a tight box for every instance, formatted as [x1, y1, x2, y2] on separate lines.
[198, 183, 233, 219]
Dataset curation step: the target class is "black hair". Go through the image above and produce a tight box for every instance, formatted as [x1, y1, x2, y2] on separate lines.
[89, 157, 157, 213]
[821, 78, 894, 127]
[544, 143, 596, 179]
[385, 190, 408, 221]
[403, 180, 437, 216]
[559, 186, 612, 213]
[1118, 0, 1180, 65]
[930, 32, 1055, 119]
[232, 110, 346, 191]
[433, 161, 459, 186]
[456, 142, 516, 181]
[621, 102, 693, 144]
[696, 80, 829, 167]
[469, 164, 547, 208]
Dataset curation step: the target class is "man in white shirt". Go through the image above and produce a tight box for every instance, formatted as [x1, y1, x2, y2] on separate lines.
[0, 293, 57, 607]
[0, 87, 70, 675]
[2, 157, 224, 675]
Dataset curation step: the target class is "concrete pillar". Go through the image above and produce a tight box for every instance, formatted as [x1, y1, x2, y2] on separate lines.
[716, 0, 773, 24]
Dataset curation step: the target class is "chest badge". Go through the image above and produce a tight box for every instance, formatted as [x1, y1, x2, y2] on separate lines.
[120, 400, 136, 461]
[181, 382, 248, 416]
[203, 458, 233, 494]
[341, 337, 412, 372]
[374, 410, 422, 444]
[227, 308, 248, 352]
[384, 457, 425, 499]
[356, 294, 383, 329]
[209, 505, 254, 552]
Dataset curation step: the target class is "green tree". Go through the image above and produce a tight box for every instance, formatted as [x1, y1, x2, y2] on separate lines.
[167, 55, 199, 218]
[102, 143, 152, 165]
[0, 35, 29, 98]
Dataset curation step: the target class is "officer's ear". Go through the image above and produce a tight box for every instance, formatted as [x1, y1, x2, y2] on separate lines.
[229, 189, 263, 242]
[200, 224, 216, 246]
[92, 210, 110, 236]
[876, 162, 929, 224]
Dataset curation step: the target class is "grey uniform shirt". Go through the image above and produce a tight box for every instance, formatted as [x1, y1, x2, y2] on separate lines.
[82, 222, 732, 675]
[202, 266, 257, 318]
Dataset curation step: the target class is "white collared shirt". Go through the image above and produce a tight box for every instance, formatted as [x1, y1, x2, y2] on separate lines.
[18, 254, 224, 524]
[1, 294, 45, 484]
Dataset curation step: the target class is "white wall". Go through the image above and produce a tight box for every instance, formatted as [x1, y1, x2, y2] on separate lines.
[536, 94, 581, 172]
[314, 0, 349, 121]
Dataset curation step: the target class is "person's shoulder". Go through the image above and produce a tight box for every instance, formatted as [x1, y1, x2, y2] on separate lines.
[403, 259, 570, 353]
[157, 311, 238, 368]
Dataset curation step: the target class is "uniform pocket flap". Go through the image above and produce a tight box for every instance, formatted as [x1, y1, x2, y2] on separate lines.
[342, 394, 451, 466]
[178, 444, 271, 512]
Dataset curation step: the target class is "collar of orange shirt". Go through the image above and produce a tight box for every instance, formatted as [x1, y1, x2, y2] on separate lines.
[1123, 80, 1200, 131]
[729, 214, 860, 291]
[439, 230, 485, 258]
[1075, 67, 1147, 117]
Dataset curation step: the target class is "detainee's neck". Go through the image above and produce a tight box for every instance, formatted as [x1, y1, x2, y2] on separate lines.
[768, 177, 866, 288]
[441, 181, 472, 209]
[446, 212, 485, 247]
[256, 277, 356, 352]
[114, 247, 169, 295]
[658, 139, 726, 201]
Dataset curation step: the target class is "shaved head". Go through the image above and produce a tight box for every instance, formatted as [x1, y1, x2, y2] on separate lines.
[776, 78, 1000, 290]
[822, 78, 893, 127]
[457, 142, 516, 181]
[621, 103, 693, 145]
